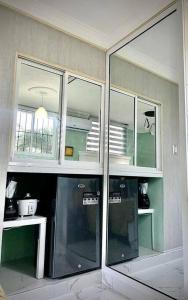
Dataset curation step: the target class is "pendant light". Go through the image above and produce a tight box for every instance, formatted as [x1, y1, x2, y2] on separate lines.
[35, 92, 48, 120]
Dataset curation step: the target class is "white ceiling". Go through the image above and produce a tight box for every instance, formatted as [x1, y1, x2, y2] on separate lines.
[117, 11, 178, 82]
[1, 0, 174, 49]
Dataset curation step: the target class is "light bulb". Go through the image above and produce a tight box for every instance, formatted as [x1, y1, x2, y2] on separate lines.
[35, 106, 48, 120]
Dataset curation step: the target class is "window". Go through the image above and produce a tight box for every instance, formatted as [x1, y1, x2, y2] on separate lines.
[14, 59, 62, 161]
[109, 89, 159, 168]
[15, 107, 58, 159]
[64, 75, 101, 162]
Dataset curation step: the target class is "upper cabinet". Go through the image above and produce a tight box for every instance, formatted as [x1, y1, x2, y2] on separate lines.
[13, 60, 62, 162]
[10, 58, 104, 173]
[109, 87, 160, 171]
[109, 49, 161, 174]
[64, 75, 102, 163]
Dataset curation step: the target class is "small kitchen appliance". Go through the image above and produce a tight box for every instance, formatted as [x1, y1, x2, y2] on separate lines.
[138, 180, 150, 209]
[17, 193, 39, 217]
[4, 180, 18, 221]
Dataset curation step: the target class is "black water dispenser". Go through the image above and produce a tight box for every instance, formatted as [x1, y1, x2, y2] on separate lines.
[107, 176, 138, 266]
[48, 175, 102, 278]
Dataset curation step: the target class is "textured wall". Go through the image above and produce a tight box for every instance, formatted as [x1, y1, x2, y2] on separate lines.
[65, 130, 88, 161]
[0, 4, 105, 259]
[110, 55, 182, 251]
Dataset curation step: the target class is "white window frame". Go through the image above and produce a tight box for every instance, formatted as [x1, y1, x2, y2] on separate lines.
[109, 87, 161, 173]
[10, 58, 63, 165]
[59, 71, 104, 171]
[9, 58, 104, 172]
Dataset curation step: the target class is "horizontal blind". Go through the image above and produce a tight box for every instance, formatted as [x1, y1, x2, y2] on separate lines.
[86, 121, 127, 155]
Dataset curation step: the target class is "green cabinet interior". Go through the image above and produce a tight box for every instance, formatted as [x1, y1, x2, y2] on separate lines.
[137, 133, 155, 168]
[65, 128, 155, 167]
[1, 226, 37, 264]
[65, 129, 87, 161]
[138, 178, 164, 252]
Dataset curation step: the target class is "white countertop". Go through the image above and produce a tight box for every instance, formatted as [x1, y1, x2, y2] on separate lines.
[138, 208, 154, 215]
[3, 215, 47, 228]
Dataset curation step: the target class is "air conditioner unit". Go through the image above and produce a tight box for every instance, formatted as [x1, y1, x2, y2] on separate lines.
[66, 116, 92, 132]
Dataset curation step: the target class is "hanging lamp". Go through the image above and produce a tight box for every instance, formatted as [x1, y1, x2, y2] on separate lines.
[35, 92, 48, 120]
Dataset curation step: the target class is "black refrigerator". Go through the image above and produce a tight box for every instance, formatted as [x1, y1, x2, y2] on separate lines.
[107, 176, 138, 266]
[48, 175, 102, 278]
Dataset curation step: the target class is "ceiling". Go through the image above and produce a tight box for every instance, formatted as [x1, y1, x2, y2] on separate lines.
[116, 11, 178, 82]
[19, 63, 61, 113]
[1, 0, 174, 49]
[19, 63, 101, 118]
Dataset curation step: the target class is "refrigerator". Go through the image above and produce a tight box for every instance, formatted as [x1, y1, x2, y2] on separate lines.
[107, 176, 138, 266]
[48, 175, 102, 278]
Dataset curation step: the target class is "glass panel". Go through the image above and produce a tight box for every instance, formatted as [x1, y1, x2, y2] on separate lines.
[109, 90, 135, 165]
[65, 76, 101, 162]
[137, 100, 156, 168]
[107, 11, 183, 300]
[15, 62, 61, 160]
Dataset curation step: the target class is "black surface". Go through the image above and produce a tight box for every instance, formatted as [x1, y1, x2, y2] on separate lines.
[49, 175, 102, 278]
[107, 176, 138, 266]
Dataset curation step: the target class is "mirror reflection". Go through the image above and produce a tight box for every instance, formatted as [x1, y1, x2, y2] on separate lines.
[65, 76, 101, 162]
[108, 11, 183, 300]
[137, 100, 156, 168]
[109, 90, 135, 165]
[15, 62, 61, 161]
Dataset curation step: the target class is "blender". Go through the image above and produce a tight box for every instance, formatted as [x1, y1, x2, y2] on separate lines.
[138, 180, 150, 209]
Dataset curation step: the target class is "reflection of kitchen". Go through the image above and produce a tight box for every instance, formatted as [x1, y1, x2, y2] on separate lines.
[65, 76, 101, 162]
[107, 176, 163, 264]
[107, 10, 183, 300]
[0, 4, 184, 300]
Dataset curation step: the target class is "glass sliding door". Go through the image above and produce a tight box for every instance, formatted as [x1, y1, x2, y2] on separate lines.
[64, 75, 102, 163]
[137, 99, 157, 168]
[109, 89, 135, 166]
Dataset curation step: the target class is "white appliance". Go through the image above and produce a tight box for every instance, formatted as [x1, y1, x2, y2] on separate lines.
[17, 193, 39, 217]
[66, 116, 92, 131]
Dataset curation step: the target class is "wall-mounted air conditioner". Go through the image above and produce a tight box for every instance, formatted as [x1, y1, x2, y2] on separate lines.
[66, 116, 92, 132]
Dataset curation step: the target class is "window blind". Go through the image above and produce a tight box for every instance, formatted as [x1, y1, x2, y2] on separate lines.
[87, 121, 127, 155]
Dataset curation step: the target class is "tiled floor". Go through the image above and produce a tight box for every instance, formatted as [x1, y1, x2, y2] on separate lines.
[132, 258, 184, 300]
[52, 285, 129, 300]
[0, 253, 183, 300]
[111, 247, 184, 300]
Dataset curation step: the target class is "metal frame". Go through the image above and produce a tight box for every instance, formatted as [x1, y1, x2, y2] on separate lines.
[103, 0, 177, 278]
[10, 57, 64, 165]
